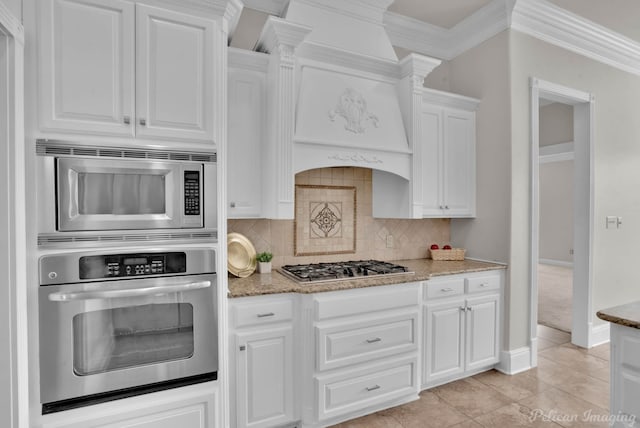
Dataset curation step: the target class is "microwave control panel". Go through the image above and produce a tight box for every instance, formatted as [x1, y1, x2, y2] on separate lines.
[79, 252, 187, 279]
[184, 171, 200, 216]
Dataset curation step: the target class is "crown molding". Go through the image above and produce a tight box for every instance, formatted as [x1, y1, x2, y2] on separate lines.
[511, 0, 640, 76]
[242, 0, 289, 16]
[447, 0, 513, 59]
[399, 53, 442, 80]
[422, 87, 481, 111]
[228, 47, 270, 72]
[383, 11, 450, 59]
[255, 16, 312, 54]
[383, 0, 640, 76]
[0, 0, 24, 44]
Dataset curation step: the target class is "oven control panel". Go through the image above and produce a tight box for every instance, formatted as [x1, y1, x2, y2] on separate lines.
[184, 171, 200, 216]
[79, 252, 187, 279]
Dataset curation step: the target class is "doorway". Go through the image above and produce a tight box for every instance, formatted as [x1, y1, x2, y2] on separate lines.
[537, 101, 574, 334]
[529, 78, 595, 365]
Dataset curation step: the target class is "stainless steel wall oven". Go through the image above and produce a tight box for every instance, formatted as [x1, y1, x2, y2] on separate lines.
[38, 247, 217, 414]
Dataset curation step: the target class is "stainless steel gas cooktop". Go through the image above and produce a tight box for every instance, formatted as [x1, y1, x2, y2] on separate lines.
[280, 260, 414, 284]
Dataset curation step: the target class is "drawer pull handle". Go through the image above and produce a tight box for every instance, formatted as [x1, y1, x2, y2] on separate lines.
[257, 312, 275, 318]
[366, 385, 381, 392]
[459, 306, 466, 312]
[441, 287, 454, 292]
[480, 283, 489, 287]
[366, 338, 382, 344]
[466, 307, 472, 312]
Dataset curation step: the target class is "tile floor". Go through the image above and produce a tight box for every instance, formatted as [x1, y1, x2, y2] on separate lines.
[538, 264, 573, 333]
[330, 325, 611, 427]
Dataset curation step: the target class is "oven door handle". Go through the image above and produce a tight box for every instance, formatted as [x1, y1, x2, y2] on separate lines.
[47, 280, 211, 302]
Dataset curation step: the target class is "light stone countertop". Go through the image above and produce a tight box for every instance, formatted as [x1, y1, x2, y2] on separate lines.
[597, 301, 640, 329]
[227, 258, 506, 298]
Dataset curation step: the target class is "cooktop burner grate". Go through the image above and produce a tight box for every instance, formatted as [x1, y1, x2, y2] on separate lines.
[279, 260, 414, 283]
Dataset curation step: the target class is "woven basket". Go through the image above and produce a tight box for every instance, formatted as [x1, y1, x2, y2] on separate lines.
[430, 248, 466, 261]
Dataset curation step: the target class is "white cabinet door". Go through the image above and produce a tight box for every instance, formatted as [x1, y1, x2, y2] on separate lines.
[236, 326, 295, 428]
[135, 5, 215, 142]
[424, 300, 465, 384]
[38, 0, 135, 136]
[421, 106, 443, 216]
[443, 109, 475, 217]
[465, 294, 500, 372]
[228, 70, 264, 218]
[421, 104, 476, 218]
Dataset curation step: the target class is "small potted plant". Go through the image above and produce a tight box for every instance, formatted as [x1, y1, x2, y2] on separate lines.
[256, 251, 273, 274]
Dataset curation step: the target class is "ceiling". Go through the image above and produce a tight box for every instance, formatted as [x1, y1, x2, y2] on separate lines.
[387, 0, 493, 29]
[230, 0, 640, 51]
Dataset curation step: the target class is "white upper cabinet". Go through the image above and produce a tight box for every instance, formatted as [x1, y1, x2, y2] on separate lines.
[135, 5, 214, 142]
[422, 89, 479, 218]
[38, 0, 135, 136]
[38, 0, 216, 143]
[227, 56, 267, 218]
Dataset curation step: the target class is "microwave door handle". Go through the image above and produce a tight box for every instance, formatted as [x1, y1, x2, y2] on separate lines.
[48, 280, 211, 302]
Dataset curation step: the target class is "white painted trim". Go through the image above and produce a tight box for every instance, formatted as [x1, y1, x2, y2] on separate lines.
[447, 0, 512, 59]
[539, 141, 574, 164]
[589, 323, 610, 348]
[512, 0, 640, 76]
[228, 47, 269, 72]
[496, 347, 533, 375]
[539, 151, 574, 163]
[242, 0, 289, 16]
[0, 1, 23, 45]
[384, 0, 640, 76]
[422, 87, 481, 111]
[530, 78, 595, 351]
[538, 258, 573, 268]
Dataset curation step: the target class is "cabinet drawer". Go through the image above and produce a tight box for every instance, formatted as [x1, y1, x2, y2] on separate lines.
[316, 357, 417, 421]
[317, 312, 418, 371]
[425, 278, 465, 299]
[314, 283, 419, 320]
[233, 298, 293, 328]
[465, 274, 501, 294]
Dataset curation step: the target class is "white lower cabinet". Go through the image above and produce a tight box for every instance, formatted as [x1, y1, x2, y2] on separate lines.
[422, 271, 502, 388]
[40, 382, 218, 428]
[610, 323, 640, 427]
[230, 294, 296, 428]
[228, 272, 503, 427]
[305, 283, 421, 427]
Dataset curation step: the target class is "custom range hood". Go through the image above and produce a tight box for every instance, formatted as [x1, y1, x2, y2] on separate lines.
[255, 0, 441, 218]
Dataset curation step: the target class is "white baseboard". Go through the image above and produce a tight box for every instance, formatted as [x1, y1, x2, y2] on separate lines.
[496, 347, 533, 375]
[539, 258, 573, 268]
[589, 322, 610, 347]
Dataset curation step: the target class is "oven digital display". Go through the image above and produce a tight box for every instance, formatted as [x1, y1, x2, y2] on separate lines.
[79, 252, 186, 279]
[124, 257, 147, 265]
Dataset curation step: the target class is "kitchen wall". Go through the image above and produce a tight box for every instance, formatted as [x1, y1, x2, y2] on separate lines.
[228, 167, 450, 268]
[539, 160, 574, 263]
[510, 30, 640, 346]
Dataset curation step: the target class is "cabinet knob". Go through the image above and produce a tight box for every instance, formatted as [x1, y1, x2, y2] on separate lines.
[466, 307, 472, 312]
[459, 306, 466, 312]
[445, 205, 449, 210]
[439, 205, 444, 209]
[230, 202, 236, 208]
[139, 118, 146, 126]
[123, 116, 130, 125]
[239, 345, 246, 351]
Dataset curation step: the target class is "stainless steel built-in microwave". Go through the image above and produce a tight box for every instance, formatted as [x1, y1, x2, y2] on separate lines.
[36, 141, 217, 234]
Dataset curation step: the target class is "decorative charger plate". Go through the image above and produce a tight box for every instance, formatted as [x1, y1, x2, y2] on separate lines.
[227, 232, 257, 277]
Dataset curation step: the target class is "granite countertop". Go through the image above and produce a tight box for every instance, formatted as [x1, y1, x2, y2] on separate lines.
[228, 258, 506, 298]
[597, 301, 640, 329]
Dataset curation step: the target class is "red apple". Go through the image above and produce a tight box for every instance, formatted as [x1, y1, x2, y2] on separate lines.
[430, 244, 439, 250]
[443, 245, 452, 250]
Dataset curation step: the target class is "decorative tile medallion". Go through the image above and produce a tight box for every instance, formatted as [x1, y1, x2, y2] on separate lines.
[295, 185, 356, 256]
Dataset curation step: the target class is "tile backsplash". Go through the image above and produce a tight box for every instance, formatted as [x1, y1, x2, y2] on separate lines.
[227, 167, 450, 268]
